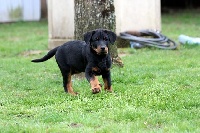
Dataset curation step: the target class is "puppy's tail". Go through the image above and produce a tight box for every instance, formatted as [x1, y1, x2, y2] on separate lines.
[31, 46, 59, 63]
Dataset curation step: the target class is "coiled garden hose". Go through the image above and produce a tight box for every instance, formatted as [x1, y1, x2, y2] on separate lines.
[119, 30, 178, 50]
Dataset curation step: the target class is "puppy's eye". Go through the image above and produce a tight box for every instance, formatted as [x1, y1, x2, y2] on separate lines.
[95, 37, 99, 41]
[103, 37, 108, 41]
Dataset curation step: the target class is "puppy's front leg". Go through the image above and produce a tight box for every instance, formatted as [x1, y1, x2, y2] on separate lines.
[85, 67, 102, 94]
[90, 76, 102, 94]
[102, 71, 112, 92]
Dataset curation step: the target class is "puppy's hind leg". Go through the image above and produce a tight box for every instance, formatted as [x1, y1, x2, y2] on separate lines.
[58, 65, 78, 96]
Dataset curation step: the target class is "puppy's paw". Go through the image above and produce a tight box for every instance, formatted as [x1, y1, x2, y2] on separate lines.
[69, 91, 78, 96]
[92, 87, 101, 94]
[104, 86, 113, 93]
[90, 77, 102, 94]
[105, 89, 113, 93]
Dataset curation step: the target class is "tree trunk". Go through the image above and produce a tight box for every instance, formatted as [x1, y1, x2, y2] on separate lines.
[74, 0, 123, 67]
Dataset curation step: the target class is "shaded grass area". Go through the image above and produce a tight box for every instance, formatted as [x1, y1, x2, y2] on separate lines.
[0, 21, 47, 57]
[0, 10, 200, 132]
[162, 9, 200, 40]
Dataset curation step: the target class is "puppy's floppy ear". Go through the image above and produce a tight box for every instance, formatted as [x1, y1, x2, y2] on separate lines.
[104, 30, 117, 44]
[84, 31, 94, 44]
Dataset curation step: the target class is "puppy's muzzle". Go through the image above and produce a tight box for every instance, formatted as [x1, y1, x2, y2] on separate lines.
[99, 45, 108, 54]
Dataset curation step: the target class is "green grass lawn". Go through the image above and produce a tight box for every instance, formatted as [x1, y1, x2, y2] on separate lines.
[0, 10, 200, 132]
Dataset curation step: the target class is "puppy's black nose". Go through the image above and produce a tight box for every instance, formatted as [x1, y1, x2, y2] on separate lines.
[101, 46, 105, 51]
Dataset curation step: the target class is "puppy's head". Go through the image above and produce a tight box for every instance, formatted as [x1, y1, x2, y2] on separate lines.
[84, 29, 116, 55]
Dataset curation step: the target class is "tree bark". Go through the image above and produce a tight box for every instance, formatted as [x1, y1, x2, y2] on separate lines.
[74, 0, 123, 67]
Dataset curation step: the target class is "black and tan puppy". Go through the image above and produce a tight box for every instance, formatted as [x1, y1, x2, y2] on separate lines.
[32, 29, 116, 95]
